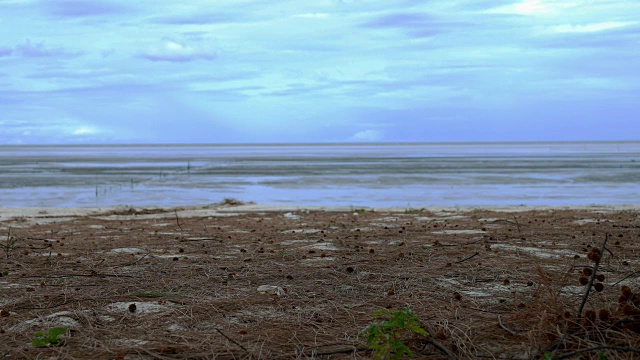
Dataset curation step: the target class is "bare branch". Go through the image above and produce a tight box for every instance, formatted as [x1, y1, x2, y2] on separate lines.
[577, 234, 609, 319]
[454, 252, 479, 264]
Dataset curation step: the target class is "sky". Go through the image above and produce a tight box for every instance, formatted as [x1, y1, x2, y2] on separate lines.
[0, 0, 639, 144]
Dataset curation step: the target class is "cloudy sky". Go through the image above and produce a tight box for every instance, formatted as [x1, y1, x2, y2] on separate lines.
[0, 0, 638, 144]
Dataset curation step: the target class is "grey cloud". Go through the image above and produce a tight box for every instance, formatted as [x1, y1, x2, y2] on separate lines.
[361, 12, 474, 38]
[363, 13, 436, 29]
[194, 85, 266, 100]
[189, 70, 261, 83]
[141, 52, 216, 63]
[24, 68, 117, 80]
[0, 47, 12, 57]
[264, 80, 368, 97]
[40, 0, 130, 17]
[152, 11, 245, 25]
[14, 39, 78, 58]
[538, 25, 640, 49]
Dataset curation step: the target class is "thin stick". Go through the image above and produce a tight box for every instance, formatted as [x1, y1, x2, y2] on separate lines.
[497, 314, 518, 336]
[577, 234, 609, 319]
[511, 215, 521, 234]
[174, 210, 183, 231]
[603, 246, 614, 257]
[179, 238, 218, 242]
[421, 323, 457, 359]
[139, 347, 181, 360]
[22, 273, 138, 278]
[309, 347, 368, 356]
[214, 328, 253, 358]
[439, 240, 483, 247]
[556, 345, 640, 359]
[121, 254, 148, 266]
[454, 252, 479, 264]
[424, 339, 458, 359]
[547, 236, 609, 355]
[611, 270, 640, 286]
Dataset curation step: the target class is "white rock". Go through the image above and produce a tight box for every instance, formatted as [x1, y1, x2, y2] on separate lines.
[284, 212, 301, 220]
[257, 285, 285, 296]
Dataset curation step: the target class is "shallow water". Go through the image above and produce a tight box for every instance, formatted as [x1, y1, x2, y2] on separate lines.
[0, 142, 639, 208]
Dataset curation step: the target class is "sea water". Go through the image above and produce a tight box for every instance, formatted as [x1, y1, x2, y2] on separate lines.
[0, 142, 638, 208]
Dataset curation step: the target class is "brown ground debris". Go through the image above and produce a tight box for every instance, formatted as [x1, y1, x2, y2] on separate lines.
[1, 207, 639, 359]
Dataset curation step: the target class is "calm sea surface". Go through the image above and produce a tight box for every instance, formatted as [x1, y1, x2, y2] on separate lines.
[0, 142, 639, 208]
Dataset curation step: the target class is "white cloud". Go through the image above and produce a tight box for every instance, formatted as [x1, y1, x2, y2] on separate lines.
[487, 0, 577, 16]
[141, 39, 216, 62]
[293, 13, 329, 19]
[349, 129, 383, 142]
[546, 21, 637, 34]
[72, 127, 97, 135]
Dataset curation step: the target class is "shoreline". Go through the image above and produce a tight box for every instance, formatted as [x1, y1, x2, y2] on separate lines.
[1, 203, 639, 222]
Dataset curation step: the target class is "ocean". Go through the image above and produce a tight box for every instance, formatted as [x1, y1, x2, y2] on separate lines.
[0, 142, 638, 208]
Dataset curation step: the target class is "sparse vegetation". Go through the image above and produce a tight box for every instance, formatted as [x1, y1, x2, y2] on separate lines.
[1, 227, 19, 258]
[361, 307, 429, 360]
[32, 327, 67, 347]
[218, 198, 254, 206]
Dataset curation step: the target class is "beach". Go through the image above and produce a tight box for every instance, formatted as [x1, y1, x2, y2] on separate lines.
[1, 203, 639, 359]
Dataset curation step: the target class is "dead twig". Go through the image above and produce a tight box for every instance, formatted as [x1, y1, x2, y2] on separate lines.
[179, 238, 218, 242]
[304, 347, 368, 356]
[175, 209, 183, 232]
[453, 252, 479, 264]
[421, 322, 457, 359]
[139, 347, 183, 360]
[122, 254, 148, 266]
[438, 239, 483, 247]
[22, 273, 138, 278]
[577, 234, 609, 319]
[497, 314, 518, 336]
[214, 328, 253, 359]
[556, 345, 640, 359]
[511, 215, 521, 235]
[612, 270, 640, 286]
[603, 246, 614, 258]
[17, 301, 73, 310]
[423, 339, 458, 359]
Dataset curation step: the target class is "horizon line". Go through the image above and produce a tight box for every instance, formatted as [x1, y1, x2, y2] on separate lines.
[1, 140, 640, 147]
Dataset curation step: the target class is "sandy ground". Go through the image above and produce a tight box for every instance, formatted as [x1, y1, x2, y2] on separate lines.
[2, 203, 639, 222]
[1, 203, 640, 359]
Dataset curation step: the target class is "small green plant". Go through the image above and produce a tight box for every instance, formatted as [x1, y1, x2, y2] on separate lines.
[1, 228, 18, 258]
[32, 327, 67, 347]
[361, 307, 429, 360]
